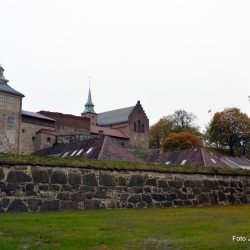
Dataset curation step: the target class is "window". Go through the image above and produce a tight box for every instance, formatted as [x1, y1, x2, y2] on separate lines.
[22, 129, 25, 133]
[134, 122, 137, 132]
[7, 116, 15, 130]
[142, 124, 145, 133]
[0, 96, 5, 107]
[8, 98, 15, 109]
[47, 137, 51, 143]
[137, 120, 141, 133]
[32, 136, 35, 143]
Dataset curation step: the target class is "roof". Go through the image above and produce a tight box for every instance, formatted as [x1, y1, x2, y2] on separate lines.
[22, 110, 56, 121]
[0, 82, 25, 97]
[147, 148, 228, 167]
[97, 106, 135, 126]
[90, 125, 129, 139]
[34, 136, 142, 162]
[220, 156, 250, 169]
[38, 111, 90, 129]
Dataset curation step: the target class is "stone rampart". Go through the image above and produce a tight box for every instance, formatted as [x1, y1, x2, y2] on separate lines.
[0, 165, 249, 212]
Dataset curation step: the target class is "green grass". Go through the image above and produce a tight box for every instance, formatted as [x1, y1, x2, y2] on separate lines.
[1, 206, 250, 249]
[1, 153, 250, 176]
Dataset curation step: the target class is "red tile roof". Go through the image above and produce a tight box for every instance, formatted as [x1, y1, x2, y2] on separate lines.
[90, 125, 129, 139]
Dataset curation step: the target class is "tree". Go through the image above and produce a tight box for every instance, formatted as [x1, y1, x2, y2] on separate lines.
[163, 132, 203, 152]
[168, 110, 196, 129]
[149, 117, 173, 149]
[207, 108, 250, 156]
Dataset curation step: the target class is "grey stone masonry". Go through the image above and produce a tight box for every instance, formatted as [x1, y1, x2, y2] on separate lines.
[0, 165, 250, 212]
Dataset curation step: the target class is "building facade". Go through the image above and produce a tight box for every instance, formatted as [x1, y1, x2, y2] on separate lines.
[0, 65, 149, 155]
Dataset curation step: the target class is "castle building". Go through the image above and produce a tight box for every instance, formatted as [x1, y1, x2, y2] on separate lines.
[0, 65, 149, 155]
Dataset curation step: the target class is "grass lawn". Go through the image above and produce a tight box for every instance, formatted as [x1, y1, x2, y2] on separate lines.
[0, 206, 250, 249]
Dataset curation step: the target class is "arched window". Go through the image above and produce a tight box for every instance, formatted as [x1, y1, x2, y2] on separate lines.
[142, 124, 145, 133]
[134, 122, 137, 132]
[138, 120, 141, 133]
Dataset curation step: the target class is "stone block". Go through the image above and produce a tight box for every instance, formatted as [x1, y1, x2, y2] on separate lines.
[198, 194, 210, 204]
[94, 190, 107, 199]
[240, 196, 248, 204]
[51, 185, 61, 191]
[31, 169, 49, 183]
[209, 193, 218, 204]
[68, 172, 81, 185]
[71, 192, 92, 202]
[27, 199, 42, 211]
[168, 180, 183, 188]
[7, 171, 32, 183]
[218, 192, 226, 202]
[62, 184, 73, 192]
[162, 201, 173, 207]
[158, 180, 168, 188]
[128, 194, 142, 203]
[129, 175, 144, 187]
[51, 171, 67, 184]
[118, 176, 126, 186]
[141, 194, 152, 203]
[6, 183, 19, 193]
[82, 173, 98, 186]
[184, 180, 196, 188]
[2, 198, 10, 208]
[120, 193, 129, 202]
[227, 194, 236, 203]
[79, 186, 96, 193]
[39, 184, 49, 191]
[8, 199, 28, 212]
[99, 173, 116, 186]
[60, 201, 79, 210]
[151, 193, 165, 201]
[25, 184, 34, 192]
[133, 187, 144, 193]
[218, 180, 228, 187]
[145, 178, 157, 186]
[84, 199, 101, 209]
[40, 200, 60, 211]
[165, 193, 177, 201]
[57, 192, 71, 200]
[0, 168, 4, 181]
[173, 200, 183, 206]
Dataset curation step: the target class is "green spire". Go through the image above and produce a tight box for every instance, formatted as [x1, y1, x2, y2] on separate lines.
[82, 88, 96, 114]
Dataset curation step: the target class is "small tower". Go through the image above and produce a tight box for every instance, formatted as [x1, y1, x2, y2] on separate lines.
[0, 64, 24, 154]
[81, 85, 97, 126]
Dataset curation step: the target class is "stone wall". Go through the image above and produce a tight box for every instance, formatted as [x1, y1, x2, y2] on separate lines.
[0, 165, 249, 212]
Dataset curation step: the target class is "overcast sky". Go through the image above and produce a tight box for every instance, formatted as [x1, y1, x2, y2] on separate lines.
[1, 0, 250, 131]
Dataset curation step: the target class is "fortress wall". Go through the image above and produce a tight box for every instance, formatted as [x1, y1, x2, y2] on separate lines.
[0, 165, 249, 212]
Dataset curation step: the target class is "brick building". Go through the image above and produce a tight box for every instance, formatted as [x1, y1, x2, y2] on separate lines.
[0, 65, 149, 154]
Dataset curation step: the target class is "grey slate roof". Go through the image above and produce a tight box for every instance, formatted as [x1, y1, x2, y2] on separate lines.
[97, 106, 134, 126]
[22, 110, 55, 121]
[0, 81, 25, 97]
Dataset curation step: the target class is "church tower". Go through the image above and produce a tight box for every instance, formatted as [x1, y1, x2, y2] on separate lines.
[81, 87, 97, 126]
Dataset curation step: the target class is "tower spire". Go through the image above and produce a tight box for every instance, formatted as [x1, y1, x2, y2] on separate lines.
[81, 78, 96, 115]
